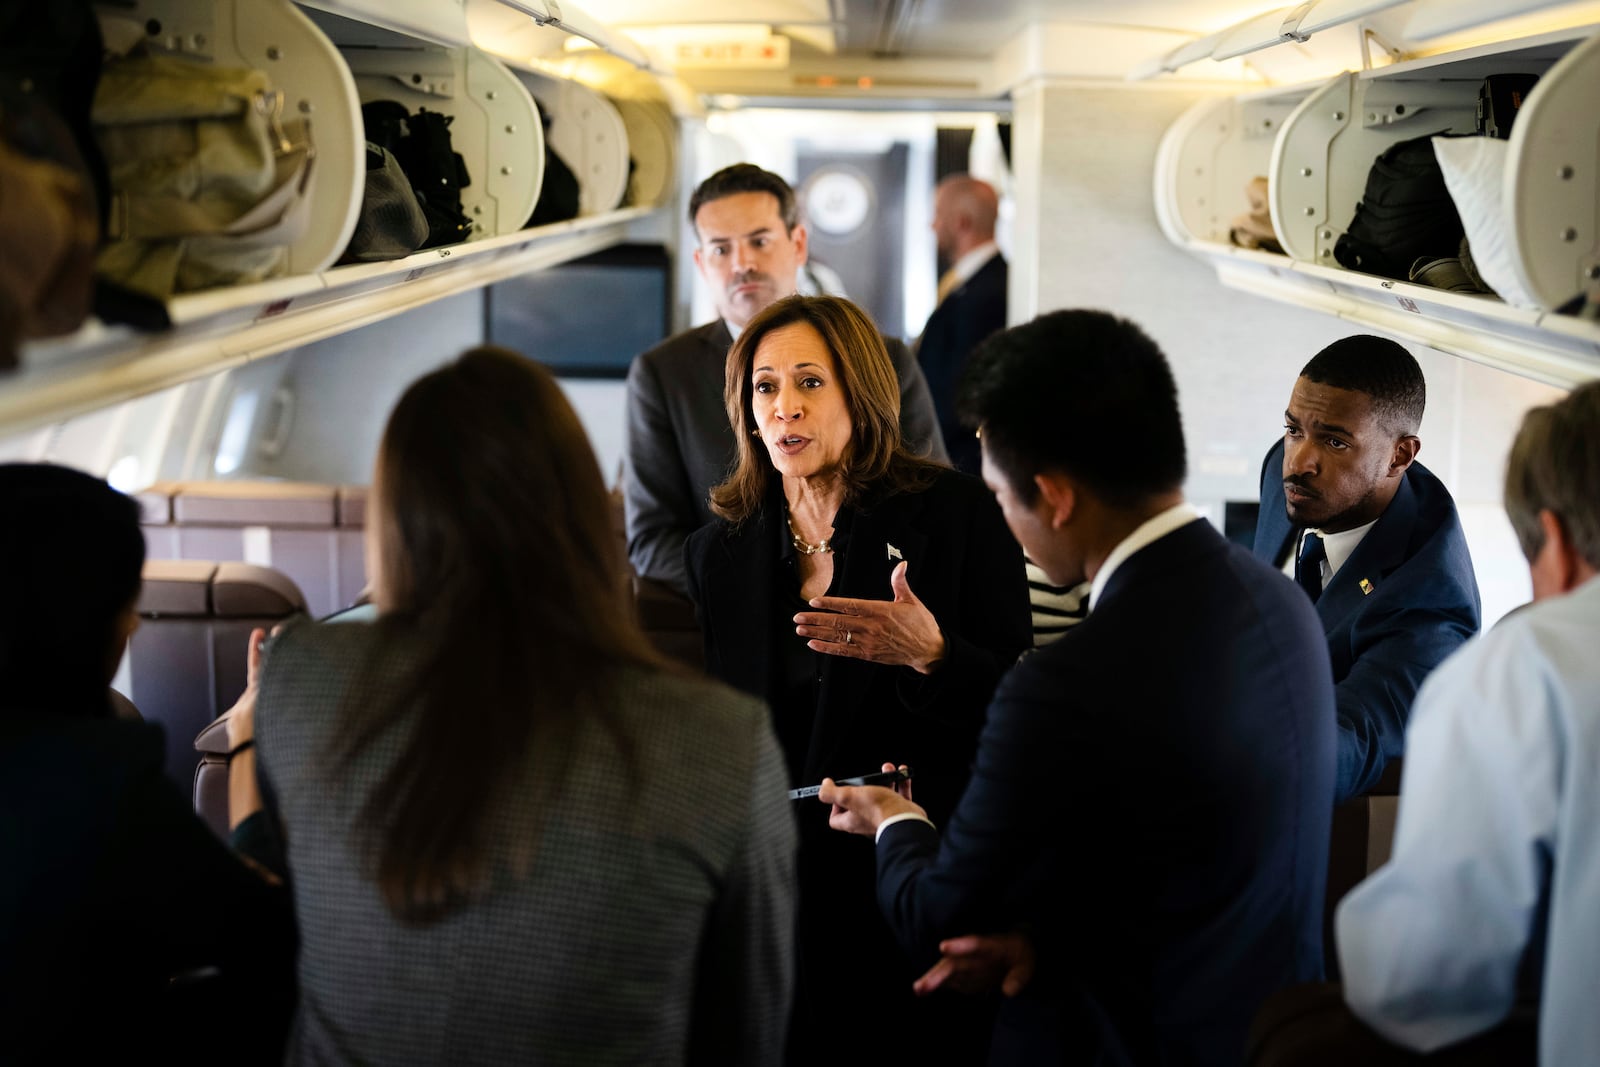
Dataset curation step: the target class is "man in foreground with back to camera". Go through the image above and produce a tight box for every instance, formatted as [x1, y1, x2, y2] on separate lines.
[623, 163, 945, 596]
[820, 309, 1337, 1065]
[1336, 380, 1600, 1065]
[1253, 335, 1480, 804]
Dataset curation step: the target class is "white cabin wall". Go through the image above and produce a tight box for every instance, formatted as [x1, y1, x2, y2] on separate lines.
[1008, 81, 1563, 625]
[243, 291, 486, 485]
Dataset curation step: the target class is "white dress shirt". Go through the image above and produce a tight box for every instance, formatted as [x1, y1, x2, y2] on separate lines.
[1337, 574, 1600, 1064]
[1278, 518, 1378, 586]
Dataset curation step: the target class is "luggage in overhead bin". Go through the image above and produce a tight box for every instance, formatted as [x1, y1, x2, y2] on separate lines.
[1334, 131, 1466, 282]
[91, 48, 316, 299]
[361, 100, 474, 249]
[336, 141, 429, 264]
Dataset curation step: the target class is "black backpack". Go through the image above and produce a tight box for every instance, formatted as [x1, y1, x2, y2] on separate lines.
[362, 100, 474, 249]
[1334, 131, 1466, 282]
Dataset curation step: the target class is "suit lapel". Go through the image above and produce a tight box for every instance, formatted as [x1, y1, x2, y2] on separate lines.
[1317, 472, 1417, 626]
[1255, 440, 1295, 566]
[807, 493, 930, 779]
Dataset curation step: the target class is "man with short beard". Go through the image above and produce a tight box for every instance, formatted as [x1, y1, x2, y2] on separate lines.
[1253, 335, 1480, 804]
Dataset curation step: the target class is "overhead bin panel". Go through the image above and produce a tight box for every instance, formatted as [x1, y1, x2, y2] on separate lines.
[97, 0, 365, 276]
[515, 71, 630, 216]
[306, 9, 545, 239]
[543, 54, 678, 208]
[470, 0, 655, 71]
[294, 0, 471, 48]
[1298, 0, 1411, 35]
[1212, 10, 1306, 62]
[1504, 30, 1600, 308]
[1401, 0, 1600, 41]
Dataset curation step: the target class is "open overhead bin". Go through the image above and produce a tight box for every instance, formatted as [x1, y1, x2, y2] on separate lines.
[514, 70, 630, 216]
[4, 0, 674, 436]
[95, 0, 366, 276]
[303, 8, 545, 240]
[1157, 22, 1600, 388]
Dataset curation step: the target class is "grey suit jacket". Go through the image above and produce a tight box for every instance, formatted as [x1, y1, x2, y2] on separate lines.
[623, 319, 947, 594]
[256, 619, 797, 1066]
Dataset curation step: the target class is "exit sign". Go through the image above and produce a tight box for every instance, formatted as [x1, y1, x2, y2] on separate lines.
[674, 35, 790, 68]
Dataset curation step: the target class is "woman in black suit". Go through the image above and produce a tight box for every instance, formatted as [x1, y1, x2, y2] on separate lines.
[685, 295, 1031, 1063]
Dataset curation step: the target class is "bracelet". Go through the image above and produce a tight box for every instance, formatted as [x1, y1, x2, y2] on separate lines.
[230, 739, 256, 757]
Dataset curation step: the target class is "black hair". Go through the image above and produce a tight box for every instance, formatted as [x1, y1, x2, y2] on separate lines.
[957, 309, 1186, 506]
[1300, 335, 1426, 436]
[0, 463, 144, 716]
[687, 163, 799, 235]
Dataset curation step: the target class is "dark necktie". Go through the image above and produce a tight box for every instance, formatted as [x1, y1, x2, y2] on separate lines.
[1295, 530, 1327, 602]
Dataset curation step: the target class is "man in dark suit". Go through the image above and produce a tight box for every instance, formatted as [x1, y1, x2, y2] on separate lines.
[1252, 335, 1480, 804]
[918, 174, 1007, 475]
[624, 164, 946, 595]
[822, 310, 1337, 1065]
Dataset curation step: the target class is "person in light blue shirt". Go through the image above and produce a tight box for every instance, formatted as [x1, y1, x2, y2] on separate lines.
[1337, 378, 1600, 1064]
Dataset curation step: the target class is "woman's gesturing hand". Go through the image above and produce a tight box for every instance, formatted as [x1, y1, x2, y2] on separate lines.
[794, 561, 947, 674]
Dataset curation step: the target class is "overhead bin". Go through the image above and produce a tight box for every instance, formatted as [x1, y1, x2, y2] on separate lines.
[3, 0, 674, 437]
[514, 70, 630, 216]
[96, 0, 365, 276]
[545, 54, 680, 209]
[303, 8, 545, 240]
[1157, 25, 1600, 387]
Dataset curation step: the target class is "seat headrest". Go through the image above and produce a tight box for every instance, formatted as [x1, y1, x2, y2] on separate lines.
[336, 485, 367, 528]
[138, 560, 306, 618]
[134, 482, 177, 525]
[138, 560, 218, 617]
[168, 480, 338, 527]
[213, 562, 306, 617]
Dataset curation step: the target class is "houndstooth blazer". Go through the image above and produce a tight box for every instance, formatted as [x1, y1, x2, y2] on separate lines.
[256, 618, 796, 1066]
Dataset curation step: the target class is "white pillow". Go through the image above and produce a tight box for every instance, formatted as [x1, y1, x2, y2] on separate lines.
[1431, 136, 1542, 310]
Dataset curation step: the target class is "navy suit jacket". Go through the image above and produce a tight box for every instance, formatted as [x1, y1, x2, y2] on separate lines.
[917, 253, 1007, 474]
[1253, 440, 1481, 803]
[874, 518, 1336, 1066]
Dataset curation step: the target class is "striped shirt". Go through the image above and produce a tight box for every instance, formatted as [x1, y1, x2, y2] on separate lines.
[1027, 558, 1089, 646]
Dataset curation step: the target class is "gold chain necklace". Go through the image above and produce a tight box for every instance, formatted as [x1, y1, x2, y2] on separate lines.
[787, 511, 833, 555]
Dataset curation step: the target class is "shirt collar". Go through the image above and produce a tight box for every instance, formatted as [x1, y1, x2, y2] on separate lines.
[947, 241, 1000, 289]
[1088, 503, 1204, 612]
[725, 317, 743, 342]
[1307, 517, 1378, 581]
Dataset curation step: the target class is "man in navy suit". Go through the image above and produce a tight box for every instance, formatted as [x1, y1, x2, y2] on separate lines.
[1253, 336, 1480, 804]
[822, 310, 1336, 1065]
[918, 174, 1007, 475]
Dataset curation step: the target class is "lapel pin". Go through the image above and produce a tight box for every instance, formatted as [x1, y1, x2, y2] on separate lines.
[1358, 578, 1374, 596]
[887, 543, 902, 561]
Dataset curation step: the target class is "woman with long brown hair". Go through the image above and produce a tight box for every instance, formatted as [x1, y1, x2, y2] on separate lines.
[229, 346, 796, 1065]
[684, 295, 1031, 1063]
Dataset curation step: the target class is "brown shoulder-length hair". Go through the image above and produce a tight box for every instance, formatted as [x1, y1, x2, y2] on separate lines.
[339, 346, 663, 924]
[710, 295, 944, 524]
